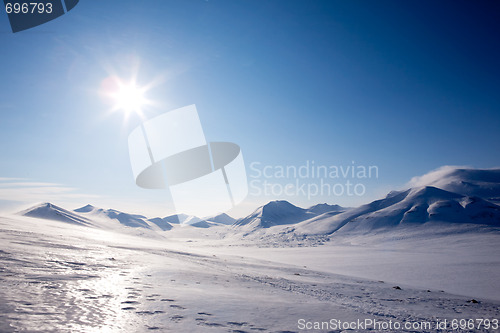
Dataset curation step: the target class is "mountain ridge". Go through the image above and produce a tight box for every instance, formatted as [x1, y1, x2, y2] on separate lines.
[15, 167, 500, 241]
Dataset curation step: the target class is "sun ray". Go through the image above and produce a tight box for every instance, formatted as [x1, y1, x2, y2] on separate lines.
[110, 80, 147, 114]
[100, 75, 153, 120]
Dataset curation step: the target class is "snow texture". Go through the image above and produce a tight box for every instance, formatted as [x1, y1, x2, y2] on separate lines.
[1, 167, 500, 332]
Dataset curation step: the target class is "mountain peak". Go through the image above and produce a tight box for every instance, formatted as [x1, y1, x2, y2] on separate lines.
[409, 166, 500, 201]
[75, 206, 151, 229]
[18, 202, 93, 227]
[262, 200, 296, 208]
[74, 204, 97, 213]
[261, 200, 301, 214]
[36, 202, 54, 209]
[307, 203, 344, 215]
[24, 202, 58, 210]
[234, 200, 313, 230]
[409, 186, 463, 201]
[204, 213, 236, 225]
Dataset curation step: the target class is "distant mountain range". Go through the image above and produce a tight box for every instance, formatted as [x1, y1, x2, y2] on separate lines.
[74, 204, 157, 229]
[18, 202, 239, 231]
[15, 167, 500, 240]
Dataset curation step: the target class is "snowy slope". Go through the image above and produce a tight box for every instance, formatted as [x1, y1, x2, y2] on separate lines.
[306, 203, 345, 215]
[158, 214, 216, 228]
[291, 186, 500, 236]
[161, 214, 190, 224]
[409, 166, 500, 203]
[272, 168, 500, 238]
[73, 204, 97, 213]
[1, 214, 499, 333]
[74, 204, 158, 230]
[18, 203, 94, 227]
[178, 213, 238, 229]
[233, 200, 317, 233]
[203, 213, 236, 225]
[20, 203, 223, 232]
[3, 166, 500, 332]
[147, 218, 173, 231]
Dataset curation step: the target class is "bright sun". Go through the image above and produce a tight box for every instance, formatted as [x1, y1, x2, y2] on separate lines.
[111, 81, 147, 114]
[101, 76, 150, 117]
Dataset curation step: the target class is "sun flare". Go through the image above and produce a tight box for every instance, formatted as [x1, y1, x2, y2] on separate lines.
[101, 76, 151, 117]
[111, 81, 147, 114]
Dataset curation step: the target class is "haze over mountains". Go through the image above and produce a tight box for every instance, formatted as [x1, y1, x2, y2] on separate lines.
[16, 167, 500, 243]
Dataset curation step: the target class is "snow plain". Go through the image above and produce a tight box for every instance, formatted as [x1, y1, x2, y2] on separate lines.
[1, 213, 499, 333]
[1, 167, 500, 332]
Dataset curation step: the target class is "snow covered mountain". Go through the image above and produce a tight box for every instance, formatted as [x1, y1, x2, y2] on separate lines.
[146, 217, 173, 231]
[204, 213, 236, 225]
[74, 204, 157, 229]
[156, 214, 217, 228]
[15, 167, 500, 241]
[17, 202, 233, 232]
[233, 200, 317, 233]
[161, 214, 190, 224]
[230, 201, 348, 235]
[143, 213, 229, 229]
[18, 202, 94, 227]
[306, 203, 345, 215]
[229, 168, 500, 240]
[409, 166, 500, 203]
[291, 185, 500, 237]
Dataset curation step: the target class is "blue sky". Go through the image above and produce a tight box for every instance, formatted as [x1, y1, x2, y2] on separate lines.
[0, 0, 499, 217]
